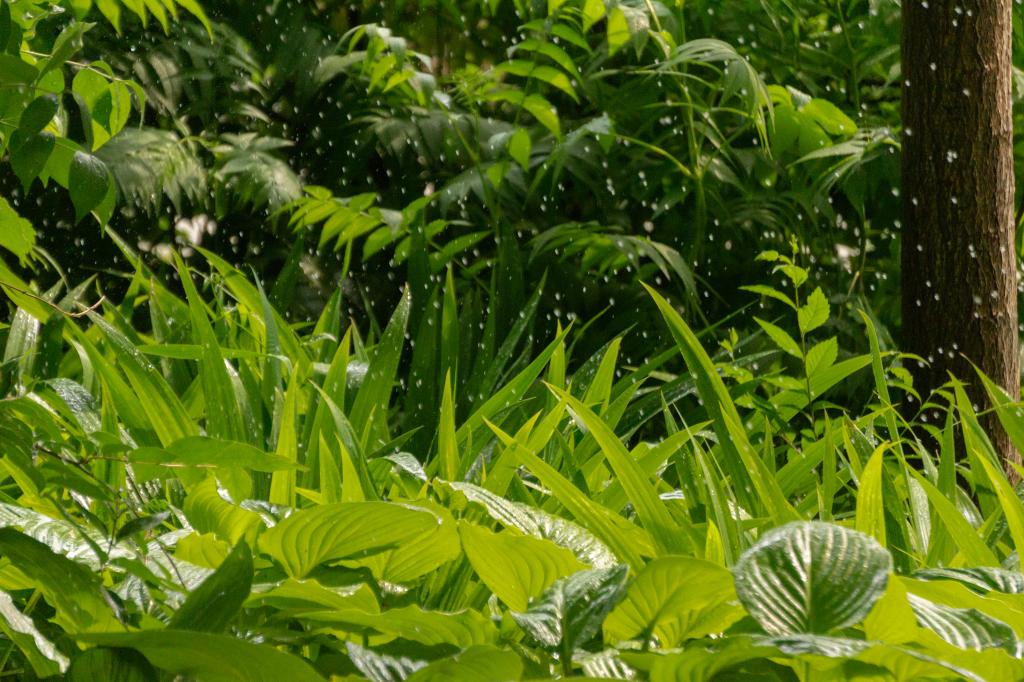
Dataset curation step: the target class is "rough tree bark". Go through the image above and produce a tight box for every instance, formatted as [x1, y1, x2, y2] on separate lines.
[901, 0, 1020, 470]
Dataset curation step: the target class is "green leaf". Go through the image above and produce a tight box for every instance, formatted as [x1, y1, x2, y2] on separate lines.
[18, 94, 58, 138]
[349, 288, 410, 447]
[0, 197, 34, 260]
[38, 22, 89, 80]
[345, 500, 461, 583]
[508, 128, 532, 170]
[258, 501, 440, 578]
[0, 590, 68, 677]
[0, 528, 119, 632]
[855, 445, 887, 547]
[906, 469, 1000, 567]
[805, 337, 838, 377]
[169, 541, 253, 632]
[908, 593, 1019, 654]
[304, 605, 498, 647]
[797, 287, 830, 334]
[606, 6, 630, 55]
[754, 317, 801, 358]
[512, 565, 629, 651]
[647, 284, 797, 522]
[0, 55, 38, 85]
[447, 481, 618, 568]
[345, 642, 425, 682]
[914, 567, 1024, 595]
[733, 521, 891, 635]
[10, 132, 55, 191]
[802, 98, 857, 136]
[75, 631, 323, 682]
[605, 557, 742, 647]
[69, 151, 111, 222]
[460, 521, 587, 611]
[183, 477, 262, 545]
[67, 648, 156, 682]
[130, 437, 300, 474]
[175, 253, 248, 443]
[548, 384, 691, 555]
[406, 646, 522, 682]
[769, 104, 801, 156]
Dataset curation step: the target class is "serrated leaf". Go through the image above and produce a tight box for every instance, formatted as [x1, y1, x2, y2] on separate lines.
[69, 151, 111, 222]
[805, 337, 838, 376]
[733, 521, 891, 635]
[797, 287, 830, 334]
[754, 317, 801, 358]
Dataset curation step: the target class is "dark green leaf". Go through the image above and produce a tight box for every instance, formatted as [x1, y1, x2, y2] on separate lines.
[76, 631, 324, 682]
[67, 648, 156, 682]
[69, 151, 111, 222]
[10, 131, 55, 191]
[733, 521, 891, 635]
[18, 94, 58, 138]
[170, 541, 253, 632]
[512, 565, 629, 651]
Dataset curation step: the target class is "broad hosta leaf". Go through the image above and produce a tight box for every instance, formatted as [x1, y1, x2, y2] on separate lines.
[604, 557, 742, 646]
[907, 593, 1019, 654]
[247, 579, 379, 614]
[0, 501, 128, 568]
[733, 521, 891, 635]
[346, 642, 425, 682]
[258, 501, 441, 577]
[183, 477, 262, 545]
[0, 528, 120, 632]
[345, 500, 461, 583]
[460, 521, 587, 611]
[648, 634, 983, 682]
[448, 481, 618, 568]
[512, 565, 629, 651]
[67, 648, 156, 682]
[76, 631, 324, 682]
[406, 645, 522, 682]
[0, 590, 68, 676]
[303, 605, 498, 647]
[169, 541, 252, 632]
[914, 567, 1024, 595]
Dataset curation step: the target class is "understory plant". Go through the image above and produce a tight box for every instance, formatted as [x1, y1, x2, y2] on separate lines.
[0, 247, 1023, 681]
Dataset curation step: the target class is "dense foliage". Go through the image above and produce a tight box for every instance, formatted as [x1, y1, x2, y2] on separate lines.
[3, 0, 1024, 680]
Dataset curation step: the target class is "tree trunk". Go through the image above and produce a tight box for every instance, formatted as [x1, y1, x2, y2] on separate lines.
[901, 0, 1020, 470]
